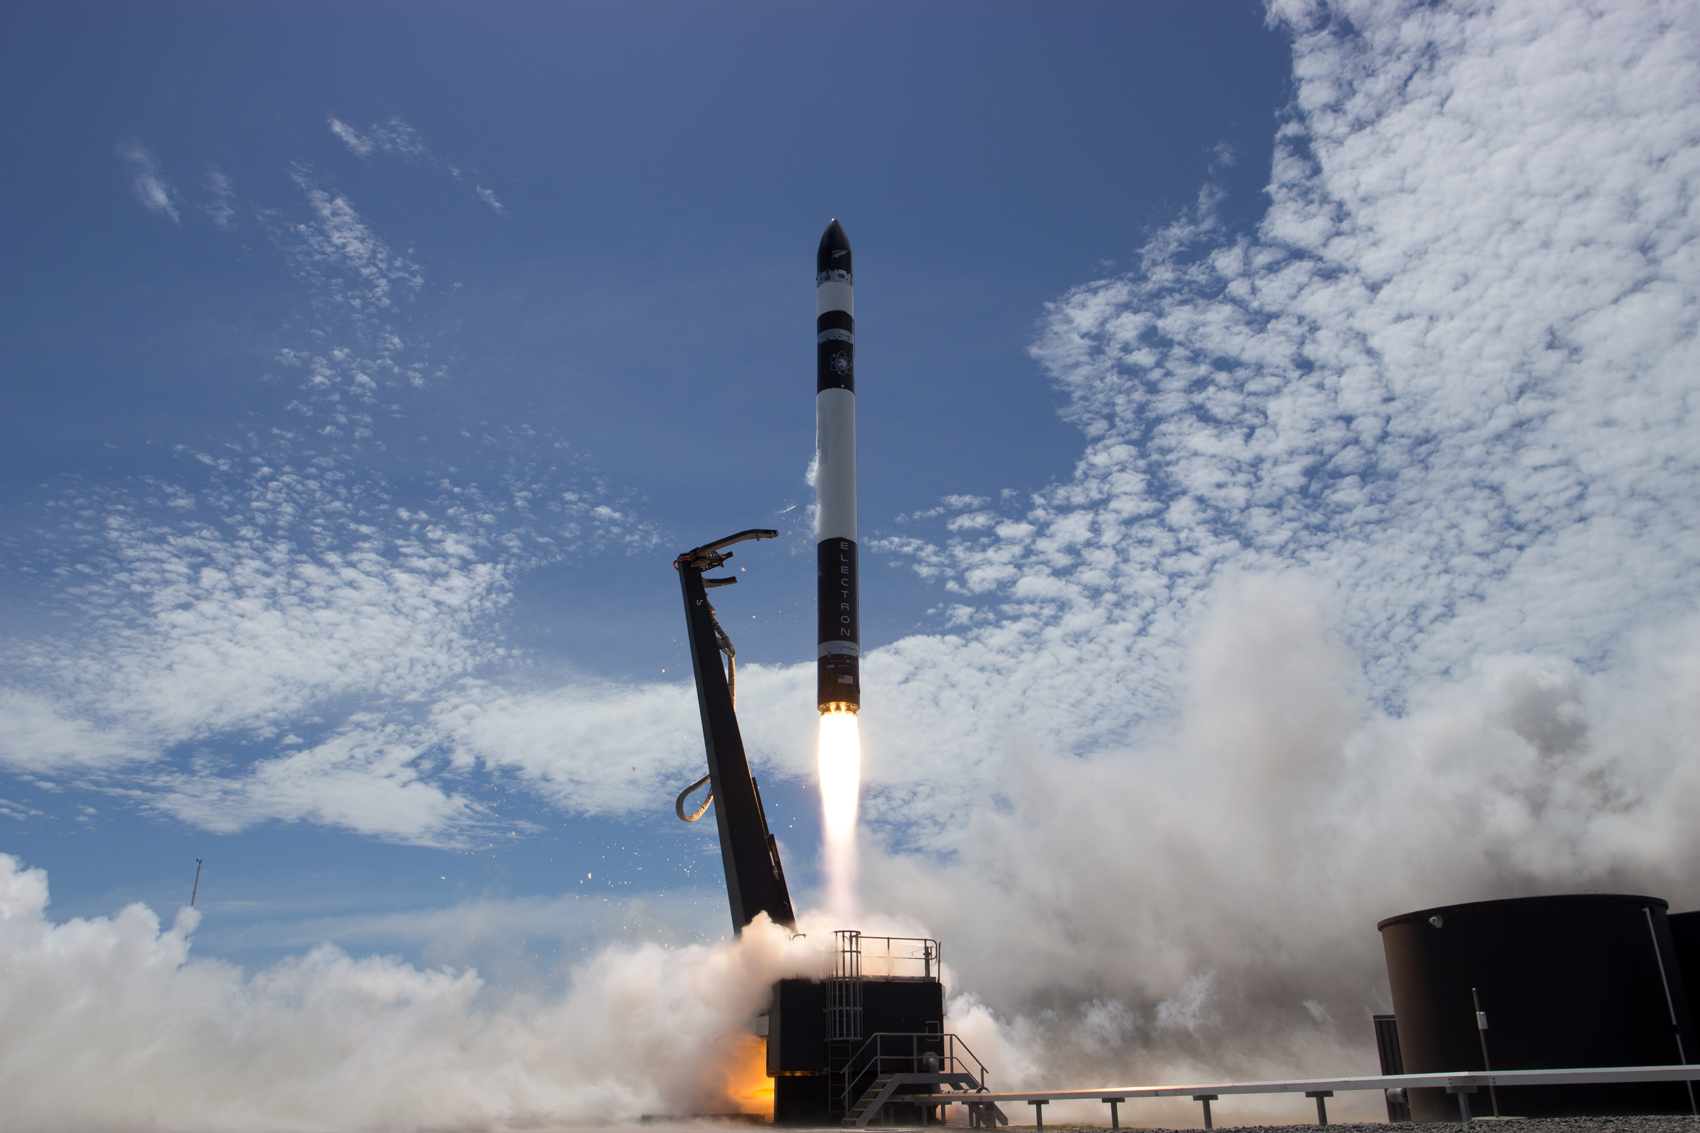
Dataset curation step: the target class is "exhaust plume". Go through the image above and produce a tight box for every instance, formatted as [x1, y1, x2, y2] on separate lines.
[818, 709, 862, 922]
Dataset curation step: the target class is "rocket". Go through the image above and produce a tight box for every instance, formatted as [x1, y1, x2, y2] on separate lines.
[816, 219, 858, 715]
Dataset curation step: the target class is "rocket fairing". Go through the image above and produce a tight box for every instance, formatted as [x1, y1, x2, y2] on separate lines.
[816, 220, 859, 715]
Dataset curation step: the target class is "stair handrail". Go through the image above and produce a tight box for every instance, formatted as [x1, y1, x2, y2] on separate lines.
[838, 1031, 991, 1113]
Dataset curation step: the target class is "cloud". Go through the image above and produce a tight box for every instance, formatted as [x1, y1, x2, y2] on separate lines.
[327, 115, 508, 213]
[328, 115, 430, 161]
[881, 0, 1700, 722]
[431, 662, 815, 818]
[0, 690, 144, 772]
[146, 717, 486, 845]
[284, 169, 426, 311]
[327, 117, 374, 158]
[201, 168, 237, 229]
[0, 853, 839, 1130]
[1, 145, 661, 843]
[116, 140, 180, 222]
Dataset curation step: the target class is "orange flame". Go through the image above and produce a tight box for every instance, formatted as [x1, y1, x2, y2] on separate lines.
[713, 1033, 773, 1118]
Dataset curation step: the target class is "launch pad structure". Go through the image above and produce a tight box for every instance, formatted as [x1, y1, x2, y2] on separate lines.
[673, 529, 1004, 1127]
[767, 930, 1004, 1127]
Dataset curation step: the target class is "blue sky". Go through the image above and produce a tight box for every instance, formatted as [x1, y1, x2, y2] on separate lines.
[5, 2, 1700, 1128]
[2, 0, 1289, 952]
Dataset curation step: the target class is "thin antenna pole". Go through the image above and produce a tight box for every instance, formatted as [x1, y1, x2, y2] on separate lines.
[190, 859, 203, 907]
[1642, 906, 1698, 1115]
[1471, 987, 1500, 1117]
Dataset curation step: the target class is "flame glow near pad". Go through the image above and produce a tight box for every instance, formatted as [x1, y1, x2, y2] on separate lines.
[817, 709, 861, 920]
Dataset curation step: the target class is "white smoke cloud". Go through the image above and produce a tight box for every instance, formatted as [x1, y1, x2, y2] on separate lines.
[861, 576, 1700, 1122]
[0, 853, 842, 1131]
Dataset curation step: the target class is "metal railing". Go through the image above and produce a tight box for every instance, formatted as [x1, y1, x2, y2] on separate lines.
[825, 930, 951, 1121]
[853, 933, 942, 980]
[833, 1031, 989, 1121]
[911, 1064, 1700, 1127]
[827, 929, 864, 1042]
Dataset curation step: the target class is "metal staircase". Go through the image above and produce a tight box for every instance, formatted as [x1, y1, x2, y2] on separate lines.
[835, 1032, 1007, 1128]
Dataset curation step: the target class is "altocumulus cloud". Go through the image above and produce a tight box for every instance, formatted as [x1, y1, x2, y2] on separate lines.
[3, 154, 655, 842]
[5, 2, 1700, 1126]
[116, 140, 181, 223]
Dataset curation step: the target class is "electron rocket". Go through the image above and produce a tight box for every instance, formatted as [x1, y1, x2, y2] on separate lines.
[816, 220, 858, 715]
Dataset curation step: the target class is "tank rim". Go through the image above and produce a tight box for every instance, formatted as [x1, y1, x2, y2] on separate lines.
[1377, 892, 1669, 932]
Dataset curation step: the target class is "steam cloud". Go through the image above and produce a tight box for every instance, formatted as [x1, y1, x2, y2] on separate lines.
[0, 855, 836, 1131]
[6, 0, 1700, 1128]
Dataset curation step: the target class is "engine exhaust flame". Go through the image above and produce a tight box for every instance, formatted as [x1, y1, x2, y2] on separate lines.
[711, 1033, 774, 1116]
[818, 709, 861, 921]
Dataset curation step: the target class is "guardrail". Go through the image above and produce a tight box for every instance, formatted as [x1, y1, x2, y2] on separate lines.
[835, 1031, 988, 1120]
[915, 1064, 1700, 1128]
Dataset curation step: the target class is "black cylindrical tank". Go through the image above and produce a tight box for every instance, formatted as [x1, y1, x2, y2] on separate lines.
[1378, 894, 1695, 1121]
[1672, 911, 1700, 1045]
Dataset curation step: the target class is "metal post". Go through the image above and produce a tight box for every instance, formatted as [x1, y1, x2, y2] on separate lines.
[1306, 1091, 1332, 1126]
[1029, 1100, 1046, 1131]
[1643, 905, 1699, 1116]
[1471, 988, 1500, 1117]
[1193, 1095, 1218, 1130]
[1102, 1098, 1121, 1130]
[1448, 1086, 1473, 1122]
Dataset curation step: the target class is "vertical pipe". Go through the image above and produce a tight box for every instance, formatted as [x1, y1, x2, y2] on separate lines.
[1643, 905, 1698, 1115]
[1471, 988, 1499, 1117]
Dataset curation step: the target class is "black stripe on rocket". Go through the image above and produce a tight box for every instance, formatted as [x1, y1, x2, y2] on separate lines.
[817, 310, 854, 393]
[817, 539, 859, 711]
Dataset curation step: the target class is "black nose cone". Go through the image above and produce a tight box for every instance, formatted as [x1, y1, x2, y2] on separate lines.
[817, 219, 852, 280]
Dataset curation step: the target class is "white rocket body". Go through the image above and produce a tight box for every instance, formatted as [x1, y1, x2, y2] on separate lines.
[815, 221, 858, 714]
